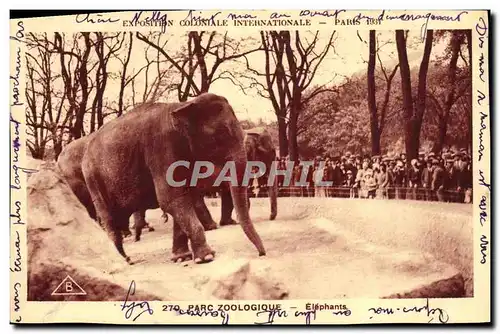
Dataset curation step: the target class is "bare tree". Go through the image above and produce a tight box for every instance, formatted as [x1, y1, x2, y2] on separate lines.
[367, 30, 399, 155]
[89, 32, 125, 131]
[241, 31, 336, 160]
[136, 31, 262, 102]
[426, 30, 470, 153]
[25, 33, 72, 159]
[396, 29, 433, 163]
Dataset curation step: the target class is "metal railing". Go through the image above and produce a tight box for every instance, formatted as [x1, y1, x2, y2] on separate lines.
[248, 186, 473, 204]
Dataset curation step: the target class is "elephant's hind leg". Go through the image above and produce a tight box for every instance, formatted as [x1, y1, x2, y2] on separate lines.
[84, 169, 132, 264]
[220, 189, 237, 226]
[191, 191, 218, 231]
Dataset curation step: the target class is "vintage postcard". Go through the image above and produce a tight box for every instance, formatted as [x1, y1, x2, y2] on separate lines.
[10, 9, 490, 325]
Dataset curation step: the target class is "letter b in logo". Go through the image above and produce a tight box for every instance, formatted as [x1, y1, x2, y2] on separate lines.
[65, 281, 73, 292]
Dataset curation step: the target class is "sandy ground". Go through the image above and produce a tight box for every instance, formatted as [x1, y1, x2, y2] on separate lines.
[110, 197, 473, 300]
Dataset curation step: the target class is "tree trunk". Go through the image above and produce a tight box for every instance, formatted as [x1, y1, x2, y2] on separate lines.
[73, 32, 92, 139]
[395, 30, 415, 162]
[437, 119, 448, 154]
[118, 33, 133, 117]
[288, 121, 298, 161]
[277, 116, 288, 157]
[413, 30, 434, 156]
[395, 29, 433, 163]
[367, 30, 381, 155]
[287, 99, 300, 161]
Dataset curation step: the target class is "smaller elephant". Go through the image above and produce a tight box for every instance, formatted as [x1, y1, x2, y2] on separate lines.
[193, 127, 278, 228]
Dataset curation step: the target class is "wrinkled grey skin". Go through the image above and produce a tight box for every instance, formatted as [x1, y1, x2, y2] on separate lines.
[203, 128, 278, 227]
[57, 133, 98, 221]
[81, 93, 266, 264]
[57, 121, 153, 240]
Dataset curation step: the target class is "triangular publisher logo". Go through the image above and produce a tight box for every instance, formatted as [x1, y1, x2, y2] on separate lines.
[51, 275, 87, 296]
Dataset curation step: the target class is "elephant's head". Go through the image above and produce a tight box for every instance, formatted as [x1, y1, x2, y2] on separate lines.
[173, 93, 266, 256]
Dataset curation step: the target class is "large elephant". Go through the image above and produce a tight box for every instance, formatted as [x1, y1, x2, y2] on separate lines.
[80, 93, 266, 264]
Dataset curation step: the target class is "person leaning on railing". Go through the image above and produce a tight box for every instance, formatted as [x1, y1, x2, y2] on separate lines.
[421, 157, 433, 201]
[392, 160, 406, 200]
[407, 159, 420, 200]
[375, 162, 389, 199]
[431, 158, 446, 202]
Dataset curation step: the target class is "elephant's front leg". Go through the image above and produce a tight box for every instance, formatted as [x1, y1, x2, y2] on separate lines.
[191, 189, 218, 231]
[220, 188, 238, 226]
[171, 220, 192, 262]
[168, 196, 215, 264]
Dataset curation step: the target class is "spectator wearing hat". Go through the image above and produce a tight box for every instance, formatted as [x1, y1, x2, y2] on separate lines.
[324, 160, 336, 197]
[306, 162, 315, 197]
[462, 157, 473, 203]
[356, 160, 369, 198]
[313, 163, 327, 198]
[421, 159, 433, 201]
[407, 158, 420, 200]
[364, 168, 377, 199]
[444, 158, 457, 201]
[393, 159, 406, 199]
[387, 159, 396, 198]
[292, 163, 303, 197]
[456, 153, 471, 203]
[400, 153, 407, 166]
[376, 163, 389, 199]
[431, 159, 446, 202]
[345, 169, 356, 198]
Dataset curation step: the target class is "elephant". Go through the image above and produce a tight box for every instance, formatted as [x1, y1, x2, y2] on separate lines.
[80, 93, 266, 264]
[57, 131, 155, 239]
[196, 127, 278, 228]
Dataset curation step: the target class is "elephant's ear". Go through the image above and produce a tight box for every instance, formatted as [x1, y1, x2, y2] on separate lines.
[172, 100, 198, 118]
[172, 93, 224, 120]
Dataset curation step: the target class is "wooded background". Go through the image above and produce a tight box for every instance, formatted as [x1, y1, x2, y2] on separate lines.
[25, 29, 471, 163]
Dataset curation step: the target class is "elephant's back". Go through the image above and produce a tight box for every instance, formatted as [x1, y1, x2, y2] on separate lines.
[57, 135, 92, 181]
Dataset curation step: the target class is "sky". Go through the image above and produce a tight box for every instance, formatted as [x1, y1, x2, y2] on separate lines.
[35, 29, 450, 127]
[126, 29, 448, 123]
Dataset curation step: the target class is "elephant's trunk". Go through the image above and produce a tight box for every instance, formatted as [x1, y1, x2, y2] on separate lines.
[230, 185, 266, 256]
[230, 158, 266, 256]
[268, 172, 278, 220]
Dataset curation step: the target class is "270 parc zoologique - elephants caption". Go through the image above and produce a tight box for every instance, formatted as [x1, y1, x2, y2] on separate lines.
[57, 93, 272, 265]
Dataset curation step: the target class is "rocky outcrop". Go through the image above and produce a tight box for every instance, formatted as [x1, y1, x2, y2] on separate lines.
[202, 259, 289, 300]
[27, 161, 158, 301]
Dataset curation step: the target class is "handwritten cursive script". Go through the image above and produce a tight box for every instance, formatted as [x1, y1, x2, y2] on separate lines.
[478, 170, 491, 191]
[227, 12, 257, 20]
[368, 299, 449, 323]
[10, 21, 24, 107]
[254, 308, 288, 325]
[183, 10, 222, 24]
[120, 281, 154, 321]
[476, 17, 487, 48]
[177, 307, 229, 325]
[480, 235, 488, 264]
[479, 195, 487, 227]
[299, 9, 346, 19]
[13, 282, 22, 322]
[10, 115, 38, 191]
[75, 13, 120, 24]
[477, 111, 487, 161]
[10, 231, 22, 272]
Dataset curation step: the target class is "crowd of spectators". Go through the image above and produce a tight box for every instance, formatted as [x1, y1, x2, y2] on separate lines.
[257, 149, 473, 203]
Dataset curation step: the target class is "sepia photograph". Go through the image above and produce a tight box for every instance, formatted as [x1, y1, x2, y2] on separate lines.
[9, 9, 490, 325]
